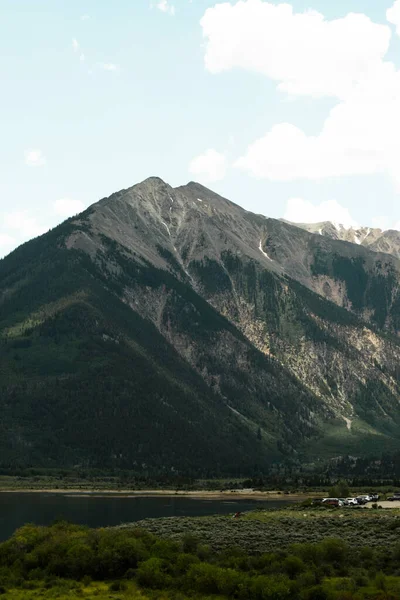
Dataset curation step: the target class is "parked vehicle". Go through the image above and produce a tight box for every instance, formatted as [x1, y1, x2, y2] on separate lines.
[322, 498, 342, 507]
[346, 498, 358, 506]
[369, 494, 380, 502]
[356, 496, 369, 505]
[339, 498, 349, 506]
[387, 494, 400, 501]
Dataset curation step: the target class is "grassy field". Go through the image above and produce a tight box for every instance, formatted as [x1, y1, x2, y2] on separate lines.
[126, 506, 400, 553]
[3, 581, 188, 599]
[4, 509, 400, 599]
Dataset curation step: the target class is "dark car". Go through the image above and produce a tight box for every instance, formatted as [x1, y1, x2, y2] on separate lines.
[387, 495, 400, 501]
[356, 496, 369, 505]
[369, 494, 380, 502]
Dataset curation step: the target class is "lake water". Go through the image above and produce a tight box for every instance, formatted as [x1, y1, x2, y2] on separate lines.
[0, 493, 293, 541]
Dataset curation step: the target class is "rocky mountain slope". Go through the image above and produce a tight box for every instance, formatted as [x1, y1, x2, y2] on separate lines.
[290, 220, 400, 259]
[1, 177, 400, 474]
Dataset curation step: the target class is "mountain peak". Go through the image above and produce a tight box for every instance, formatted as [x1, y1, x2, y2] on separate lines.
[141, 175, 168, 186]
[288, 219, 400, 258]
[2, 178, 400, 472]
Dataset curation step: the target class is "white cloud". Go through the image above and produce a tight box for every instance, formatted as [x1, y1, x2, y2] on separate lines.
[80, 15, 90, 21]
[54, 198, 85, 218]
[284, 198, 358, 228]
[79, 53, 85, 62]
[200, 1, 400, 190]
[387, 0, 400, 36]
[189, 149, 227, 182]
[235, 64, 400, 187]
[100, 63, 119, 71]
[157, 0, 175, 15]
[25, 149, 46, 167]
[201, 1, 390, 99]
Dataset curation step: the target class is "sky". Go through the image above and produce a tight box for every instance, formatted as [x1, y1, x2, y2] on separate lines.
[1, 0, 400, 257]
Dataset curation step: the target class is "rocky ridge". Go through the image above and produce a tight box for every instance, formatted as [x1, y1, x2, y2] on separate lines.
[1, 177, 400, 472]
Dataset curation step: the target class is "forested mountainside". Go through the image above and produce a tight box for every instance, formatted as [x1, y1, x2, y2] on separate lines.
[1, 177, 400, 474]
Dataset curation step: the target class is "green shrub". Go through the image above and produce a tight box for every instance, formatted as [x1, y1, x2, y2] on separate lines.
[181, 534, 200, 554]
[300, 585, 329, 600]
[109, 580, 127, 591]
[136, 557, 171, 589]
[283, 556, 305, 579]
[174, 553, 200, 574]
[250, 574, 292, 600]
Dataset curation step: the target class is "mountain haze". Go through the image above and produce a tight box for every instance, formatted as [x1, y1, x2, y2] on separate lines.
[1, 178, 400, 474]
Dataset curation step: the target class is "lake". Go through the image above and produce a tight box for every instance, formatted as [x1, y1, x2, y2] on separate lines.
[0, 493, 294, 541]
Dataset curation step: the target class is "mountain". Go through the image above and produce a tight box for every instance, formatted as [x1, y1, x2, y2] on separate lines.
[289, 220, 400, 259]
[1, 177, 400, 475]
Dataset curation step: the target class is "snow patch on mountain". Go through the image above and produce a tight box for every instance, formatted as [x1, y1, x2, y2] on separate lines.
[259, 239, 273, 261]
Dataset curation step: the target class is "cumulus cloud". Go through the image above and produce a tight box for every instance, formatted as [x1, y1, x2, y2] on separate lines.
[54, 198, 85, 218]
[25, 149, 46, 167]
[235, 64, 400, 186]
[284, 198, 358, 228]
[201, 1, 400, 190]
[387, 0, 400, 36]
[189, 149, 227, 182]
[80, 15, 90, 21]
[157, 0, 175, 15]
[201, 1, 390, 99]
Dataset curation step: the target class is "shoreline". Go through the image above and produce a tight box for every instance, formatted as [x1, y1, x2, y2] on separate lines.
[0, 488, 311, 501]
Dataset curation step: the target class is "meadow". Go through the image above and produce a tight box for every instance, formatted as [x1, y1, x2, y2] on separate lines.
[3, 507, 400, 599]
[128, 506, 400, 553]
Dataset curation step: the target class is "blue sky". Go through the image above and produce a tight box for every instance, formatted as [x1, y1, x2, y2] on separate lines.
[1, 0, 400, 256]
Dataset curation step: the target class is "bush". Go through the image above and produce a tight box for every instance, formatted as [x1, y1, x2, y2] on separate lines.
[250, 574, 292, 600]
[329, 480, 350, 498]
[301, 585, 329, 600]
[181, 534, 200, 554]
[282, 556, 305, 579]
[136, 557, 171, 589]
[320, 539, 348, 566]
[109, 580, 127, 591]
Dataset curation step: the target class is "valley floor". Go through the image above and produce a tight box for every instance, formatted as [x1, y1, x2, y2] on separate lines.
[4, 508, 400, 599]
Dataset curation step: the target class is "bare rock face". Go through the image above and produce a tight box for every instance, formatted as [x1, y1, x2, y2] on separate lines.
[289, 220, 400, 259]
[1, 177, 400, 473]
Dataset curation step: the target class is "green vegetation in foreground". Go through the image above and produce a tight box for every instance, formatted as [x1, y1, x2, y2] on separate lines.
[5, 510, 400, 599]
[130, 507, 400, 553]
